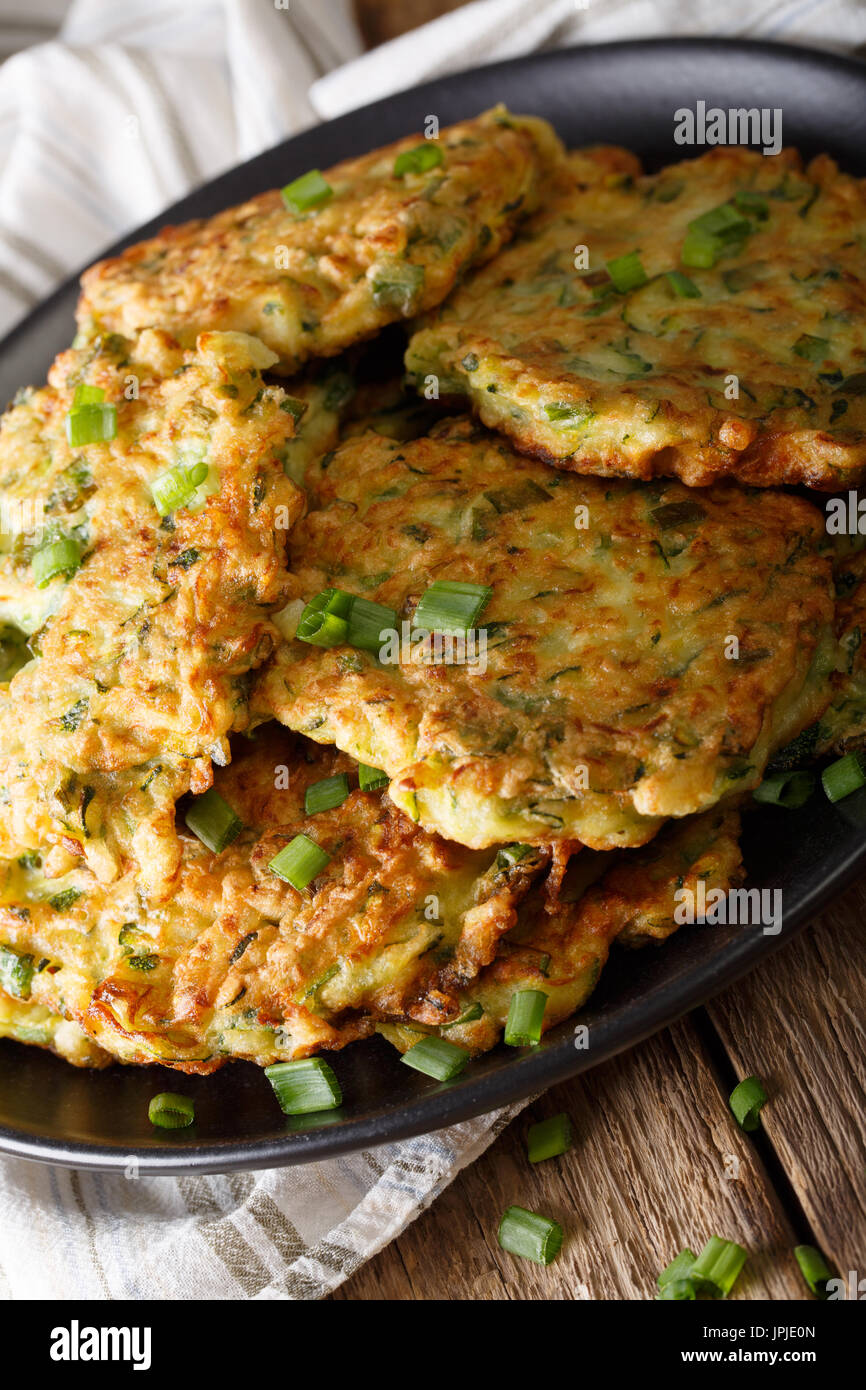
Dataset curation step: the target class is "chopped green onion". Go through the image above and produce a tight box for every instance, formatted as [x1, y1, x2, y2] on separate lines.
[690, 202, 751, 238]
[734, 190, 769, 219]
[66, 401, 117, 447]
[148, 1092, 194, 1129]
[281, 169, 333, 214]
[346, 596, 397, 652]
[72, 383, 105, 407]
[496, 843, 534, 868]
[394, 142, 443, 177]
[753, 770, 815, 809]
[605, 251, 647, 293]
[268, 833, 331, 890]
[657, 1247, 698, 1292]
[413, 580, 491, 634]
[792, 333, 830, 362]
[690, 1237, 748, 1298]
[498, 1206, 563, 1265]
[504, 989, 547, 1047]
[729, 1076, 767, 1131]
[150, 460, 209, 516]
[0, 943, 34, 1000]
[358, 763, 389, 791]
[47, 888, 82, 911]
[527, 1112, 572, 1163]
[794, 1244, 833, 1298]
[822, 751, 866, 803]
[371, 262, 425, 313]
[265, 1058, 342, 1114]
[681, 228, 721, 268]
[441, 1002, 483, 1030]
[658, 1278, 697, 1300]
[185, 788, 242, 853]
[401, 1034, 469, 1081]
[305, 773, 349, 815]
[682, 201, 751, 269]
[666, 269, 701, 299]
[31, 536, 82, 587]
[295, 588, 352, 647]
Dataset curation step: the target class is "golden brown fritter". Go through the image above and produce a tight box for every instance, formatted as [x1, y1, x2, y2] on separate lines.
[0, 329, 309, 895]
[406, 147, 866, 489]
[256, 417, 835, 852]
[380, 806, 743, 1055]
[0, 725, 550, 1070]
[77, 108, 564, 375]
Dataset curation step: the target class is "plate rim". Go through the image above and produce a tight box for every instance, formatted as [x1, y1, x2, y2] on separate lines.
[1, 34, 865, 1173]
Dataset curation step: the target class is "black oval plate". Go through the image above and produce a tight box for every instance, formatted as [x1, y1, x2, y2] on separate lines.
[2, 37, 865, 1173]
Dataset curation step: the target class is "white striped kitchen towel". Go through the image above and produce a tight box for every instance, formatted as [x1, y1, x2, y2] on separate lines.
[0, 0, 864, 1302]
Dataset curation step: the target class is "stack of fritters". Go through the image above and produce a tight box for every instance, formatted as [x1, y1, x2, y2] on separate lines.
[1, 109, 864, 1073]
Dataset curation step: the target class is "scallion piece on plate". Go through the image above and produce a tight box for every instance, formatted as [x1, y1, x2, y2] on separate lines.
[729, 1075, 767, 1131]
[148, 1092, 194, 1129]
[657, 1247, 698, 1293]
[346, 596, 398, 652]
[268, 833, 331, 890]
[265, 1058, 342, 1114]
[605, 251, 647, 293]
[32, 536, 82, 587]
[794, 1244, 833, 1298]
[753, 770, 815, 809]
[185, 788, 242, 853]
[66, 401, 117, 447]
[281, 169, 333, 214]
[498, 1205, 563, 1265]
[150, 460, 209, 516]
[690, 1236, 748, 1298]
[504, 989, 547, 1047]
[394, 142, 443, 177]
[527, 1112, 572, 1163]
[822, 751, 866, 803]
[401, 1035, 469, 1081]
[666, 269, 701, 298]
[295, 588, 353, 647]
[305, 772, 349, 815]
[358, 763, 389, 791]
[413, 579, 491, 634]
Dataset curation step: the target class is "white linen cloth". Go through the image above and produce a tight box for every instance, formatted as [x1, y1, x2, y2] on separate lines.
[0, 0, 862, 1301]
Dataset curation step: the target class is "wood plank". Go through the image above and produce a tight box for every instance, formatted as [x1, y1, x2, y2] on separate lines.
[708, 881, 866, 1282]
[337, 1014, 804, 1299]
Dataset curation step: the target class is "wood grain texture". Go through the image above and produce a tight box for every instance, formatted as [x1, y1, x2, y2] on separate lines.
[335, 1014, 807, 1300]
[708, 890, 866, 1279]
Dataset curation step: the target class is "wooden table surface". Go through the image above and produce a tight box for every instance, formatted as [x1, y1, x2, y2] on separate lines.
[337, 0, 866, 1301]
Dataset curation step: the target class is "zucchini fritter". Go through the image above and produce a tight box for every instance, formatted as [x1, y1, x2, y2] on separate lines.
[77, 108, 564, 375]
[0, 329, 309, 894]
[381, 806, 743, 1055]
[406, 147, 866, 489]
[0, 726, 550, 1070]
[256, 417, 835, 851]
